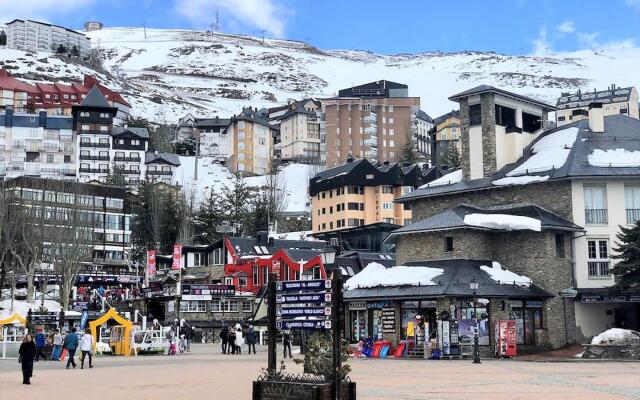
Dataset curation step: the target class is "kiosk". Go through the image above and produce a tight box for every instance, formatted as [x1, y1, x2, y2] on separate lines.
[89, 308, 133, 356]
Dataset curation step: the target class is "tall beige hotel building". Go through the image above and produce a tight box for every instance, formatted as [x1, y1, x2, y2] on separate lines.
[322, 80, 420, 167]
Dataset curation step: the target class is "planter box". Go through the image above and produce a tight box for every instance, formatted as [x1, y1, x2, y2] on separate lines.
[253, 380, 356, 400]
[582, 344, 640, 360]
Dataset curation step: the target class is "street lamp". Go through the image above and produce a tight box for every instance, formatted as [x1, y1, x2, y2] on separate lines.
[319, 250, 336, 278]
[469, 277, 481, 364]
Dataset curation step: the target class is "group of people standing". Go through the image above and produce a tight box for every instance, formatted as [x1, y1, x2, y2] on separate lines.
[18, 327, 95, 385]
[220, 324, 257, 355]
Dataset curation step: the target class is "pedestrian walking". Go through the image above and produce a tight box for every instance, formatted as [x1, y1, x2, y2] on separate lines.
[34, 329, 47, 361]
[179, 334, 187, 353]
[52, 329, 63, 361]
[19, 334, 36, 385]
[220, 325, 229, 354]
[80, 329, 93, 369]
[283, 331, 292, 358]
[227, 327, 236, 355]
[63, 327, 79, 369]
[234, 324, 244, 355]
[246, 325, 257, 354]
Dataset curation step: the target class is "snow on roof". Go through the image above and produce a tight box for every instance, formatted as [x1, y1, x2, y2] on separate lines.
[464, 213, 541, 231]
[507, 127, 578, 177]
[480, 261, 532, 287]
[587, 148, 640, 167]
[591, 328, 640, 345]
[419, 169, 462, 188]
[344, 262, 444, 290]
[492, 175, 549, 186]
[269, 230, 320, 241]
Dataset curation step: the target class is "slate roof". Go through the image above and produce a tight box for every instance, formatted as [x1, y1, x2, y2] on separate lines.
[194, 117, 231, 128]
[415, 109, 433, 123]
[335, 250, 396, 277]
[227, 236, 330, 257]
[387, 204, 583, 242]
[432, 110, 460, 127]
[112, 126, 150, 139]
[80, 86, 112, 108]
[397, 114, 640, 203]
[270, 99, 321, 121]
[556, 86, 634, 109]
[448, 85, 556, 111]
[144, 152, 181, 166]
[343, 259, 553, 300]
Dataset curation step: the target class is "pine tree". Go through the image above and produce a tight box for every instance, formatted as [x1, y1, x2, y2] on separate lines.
[56, 44, 66, 55]
[400, 130, 418, 164]
[105, 164, 127, 188]
[611, 221, 640, 291]
[442, 144, 461, 169]
[193, 190, 226, 244]
[0, 31, 7, 46]
[222, 177, 252, 236]
[70, 45, 80, 58]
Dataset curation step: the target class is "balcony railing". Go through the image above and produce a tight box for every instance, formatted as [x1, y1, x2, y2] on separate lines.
[79, 167, 109, 174]
[80, 142, 110, 148]
[588, 261, 610, 277]
[114, 156, 141, 162]
[585, 208, 608, 224]
[627, 209, 640, 224]
[79, 129, 111, 135]
[123, 169, 141, 175]
[147, 170, 173, 176]
[80, 155, 110, 161]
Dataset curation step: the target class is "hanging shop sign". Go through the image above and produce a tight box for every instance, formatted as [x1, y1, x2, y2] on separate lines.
[276, 307, 332, 318]
[401, 301, 419, 308]
[559, 288, 578, 298]
[276, 279, 331, 292]
[276, 293, 332, 304]
[147, 250, 157, 276]
[525, 301, 543, 308]
[172, 244, 182, 270]
[276, 320, 331, 330]
[581, 294, 640, 303]
[181, 284, 235, 296]
[381, 308, 396, 333]
[30, 313, 59, 325]
[367, 301, 391, 309]
[420, 300, 438, 308]
[348, 302, 367, 311]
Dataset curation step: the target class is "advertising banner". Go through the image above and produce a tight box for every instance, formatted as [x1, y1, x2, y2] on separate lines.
[172, 244, 182, 270]
[147, 250, 157, 276]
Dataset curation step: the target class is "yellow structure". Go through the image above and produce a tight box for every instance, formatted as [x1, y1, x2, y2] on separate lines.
[89, 308, 133, 356]
[0, 313, 27, 327]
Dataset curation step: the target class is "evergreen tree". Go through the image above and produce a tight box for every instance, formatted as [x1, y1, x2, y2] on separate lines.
[0, 30, 7, 46]
[247, 192, 270, 237]
[611, 221, 640, 291]
[105, 164, 127, 188]
[56, 44, 66, 55]
[221, 177, 252, 236]
[400, 132, 418, 164]
[150, 124, 174, 153]
[70, 45, 80, 58]
[193, 190, 226, 244]
[442, 144, 461, 169]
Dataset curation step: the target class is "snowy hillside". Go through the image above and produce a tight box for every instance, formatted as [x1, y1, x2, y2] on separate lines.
[172, 157, 315, 212]
[3, 27, 640, 122]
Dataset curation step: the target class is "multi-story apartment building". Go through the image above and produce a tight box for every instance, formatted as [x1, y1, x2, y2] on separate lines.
[75, 87, 118, 183]
[269, 99, 324, 164]
[6, 19, 91, 59]
[322, 80, 421, 167]
[145, 152, 180, 185]
[111, 126, 149, 186]
[412, 109, 433, 163]
[84, 21, 103, 32]
[430, 110, 461, 169]
[0, 69, 130, 123]
[175, 113, 231, 161]
[397, 84, 640, 341]
[0, 109, 75, 180]
[1, 176, 133, 279]
[309, 157, 440, 233]
[226, 107, 277, 176]
[556, 85, 639, 127]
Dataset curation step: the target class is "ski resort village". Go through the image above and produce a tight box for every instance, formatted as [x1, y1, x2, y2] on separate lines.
[3, 5, 640, 399]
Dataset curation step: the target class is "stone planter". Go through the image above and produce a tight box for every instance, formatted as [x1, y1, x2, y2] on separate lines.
[252, 380, 356, 400]
[582, 344, 640, 360]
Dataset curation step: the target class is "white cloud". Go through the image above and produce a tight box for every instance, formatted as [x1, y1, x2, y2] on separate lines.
[0, 0, 95, 25]
[531, 27, 551, 56]
[577, 31, 600, 48]
[626, 0, 640, 9]
[556, 20, 575, 34]
[174, 0, 288, 38]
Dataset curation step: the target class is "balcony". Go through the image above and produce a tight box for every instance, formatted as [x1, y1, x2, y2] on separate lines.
[114, 156, 141, 162]
[363, 113, 377, 124]
[364, 125, 377, 134]
[585, 208, 608, 224]
[79, 130, 111, 135]
[627, 209, 640, 224]
[80, 155, 110, 161]
[80, 142, 110, 148]
[147, 170, 173, 176]
[79, 167, 109, 174]
[364, 138, 378, 147]
[123, 169, 141, 175]
[588, 261, 610, 277]
[24, 163, 41, 176]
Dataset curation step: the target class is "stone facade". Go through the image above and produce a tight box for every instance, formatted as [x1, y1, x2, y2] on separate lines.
[410, 180, 573, 222]
[460, 98, 471, 180]
[480, 93, 497, 177]
[395, 230, 493, 265]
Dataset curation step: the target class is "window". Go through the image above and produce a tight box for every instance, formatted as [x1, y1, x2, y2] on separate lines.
[495, 104, 516, 129]
[46, 154, 54, 163]
[555, 234, 565, 258]
[100, 125, 109, 132]
[238, 276, 248, 287]
[382, 202, 393, 210]
[388, 105, 394, 112]
[237, 121, 245, 129]
[444, 236, 454, 252]
[621, 108, 628, 114]
[212, 248, 223, 265]
[347, 202, 364, 211]
[625, 186, 640, 223]
[81, 124, 90, 131]
[193, 253, 205, 267]
[522, 112, 542, 133]
[329, 206, 333, 214]
[584, 185, 608, 224]
[263, 266, 269, 285]
[382, 185, 393, 194]
[469, 104, 482, 125]
[389, 118, 394, 124]
[322, 208, 326, 215]
[558, 116, 566, 122]
[347, 186, 364, 195]
[180, 301, 206, 312]
[242, 302, 252, 313]
[347, 218, 364, 227]
[587, 239, 610, 277]
[252, 266, 260, 286]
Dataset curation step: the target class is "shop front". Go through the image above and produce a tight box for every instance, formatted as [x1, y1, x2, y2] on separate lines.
[575, 291, 640, 339]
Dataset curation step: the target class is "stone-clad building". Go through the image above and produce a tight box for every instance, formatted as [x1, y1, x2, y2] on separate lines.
[392, 84, 640, 347]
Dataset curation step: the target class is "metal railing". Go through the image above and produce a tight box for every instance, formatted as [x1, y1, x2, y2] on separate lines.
[585, 208, 608, 224]
[627, 209, 640, 224]
[147, 170, 173, 176]
[80, 142, 110, 148]
[80, 155, 110, 161]
[588, 261, 610, 277]
[114, 156, 141, 162]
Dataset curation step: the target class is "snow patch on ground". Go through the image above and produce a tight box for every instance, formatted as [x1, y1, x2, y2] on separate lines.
[492, 175, 549, 186]
[419, 169, 462, 188]
[507, 127, 578, 176]
[587, 148, 640, 167]
[344, 262, 444, 290]
[0, 299, 78, 320]
[464, 213, 542, 231]
[591, 328, 640, 345]
[480, 261, 532, 287]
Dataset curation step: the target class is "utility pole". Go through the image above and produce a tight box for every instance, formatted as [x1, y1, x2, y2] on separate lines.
[215, 10, 220, 32]
[267, 272, 277, 373]
[143, 22, 147, 39]
[261, 30, 266, 44]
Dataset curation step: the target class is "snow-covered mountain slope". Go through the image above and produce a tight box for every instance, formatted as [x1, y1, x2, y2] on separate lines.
[3, 27, 640, 122]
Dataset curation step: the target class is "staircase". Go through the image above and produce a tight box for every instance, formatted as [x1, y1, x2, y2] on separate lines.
[409, 345, 425, 359]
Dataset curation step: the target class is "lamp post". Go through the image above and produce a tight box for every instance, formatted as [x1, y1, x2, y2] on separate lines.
[469, 277, 481, 364]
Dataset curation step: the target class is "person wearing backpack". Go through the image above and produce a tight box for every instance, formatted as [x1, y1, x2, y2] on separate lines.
[63, 327, 79, 369]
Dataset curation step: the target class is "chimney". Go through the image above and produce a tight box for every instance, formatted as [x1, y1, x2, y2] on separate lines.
[588, 103, 604, 133]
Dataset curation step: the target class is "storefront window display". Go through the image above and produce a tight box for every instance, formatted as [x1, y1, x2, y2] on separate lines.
[349, 302, 368, 341]
[509, 300, 543, 345]
[453, 299, 490, 345]
[372, 309, 383, 341]
[401, 301, 420, 339]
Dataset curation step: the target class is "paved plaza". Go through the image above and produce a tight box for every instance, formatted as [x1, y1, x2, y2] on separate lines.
[1, 345, 640, 400]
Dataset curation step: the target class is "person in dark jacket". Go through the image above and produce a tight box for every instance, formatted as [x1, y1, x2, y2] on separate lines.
[246, 325, 257, 354]
[220, 326, 229, 354]
[282, 331, 292, 358]
[19, 334, 36, 384]
[34, 329, 46, 361]
[227, 327, 236, 355]
[63, 327, 79, 369]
